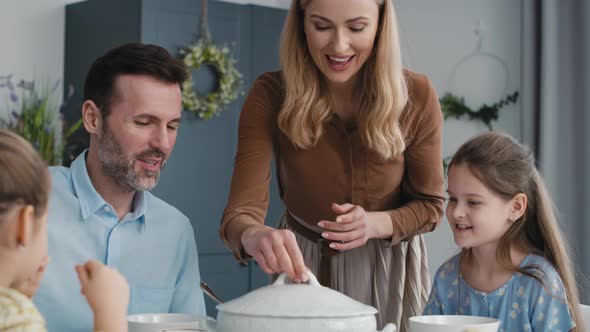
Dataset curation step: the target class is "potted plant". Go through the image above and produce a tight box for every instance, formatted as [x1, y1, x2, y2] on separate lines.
[0, 74, 81, 166]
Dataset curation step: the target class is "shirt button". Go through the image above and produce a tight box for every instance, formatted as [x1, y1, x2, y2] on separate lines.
[103, 206, 110, 212]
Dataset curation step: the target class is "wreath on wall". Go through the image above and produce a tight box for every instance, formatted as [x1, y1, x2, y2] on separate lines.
[441, 21, 520, 171]
[181, 0, 243, 120]
[181, 40, 242, 119]
[440, 91, 519, 130]
[440, 91, 519, 171]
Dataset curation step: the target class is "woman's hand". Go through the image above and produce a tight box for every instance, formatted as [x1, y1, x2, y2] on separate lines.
[317, 203, 393, 251]
[13, 255, 50, 298]
[241, 225, 309, 283]
[75, 260, 129, 328]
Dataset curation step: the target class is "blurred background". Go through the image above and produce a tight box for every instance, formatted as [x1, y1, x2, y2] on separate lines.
[0, 0, 588, 315]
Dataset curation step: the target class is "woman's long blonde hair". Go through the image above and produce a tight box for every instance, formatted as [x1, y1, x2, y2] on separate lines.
[278, 0, 408, 160]
[449, 131, 583, 331]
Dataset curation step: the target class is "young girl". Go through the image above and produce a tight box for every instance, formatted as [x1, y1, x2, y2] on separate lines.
[0, 129, 129, 332]
[424, 131, 582, 332]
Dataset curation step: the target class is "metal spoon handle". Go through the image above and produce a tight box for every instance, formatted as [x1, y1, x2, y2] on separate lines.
[200, 281, 224, 304]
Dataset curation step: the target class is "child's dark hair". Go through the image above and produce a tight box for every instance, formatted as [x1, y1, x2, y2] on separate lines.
[449, 131, 582, 331]
[0, 129, 50, 220]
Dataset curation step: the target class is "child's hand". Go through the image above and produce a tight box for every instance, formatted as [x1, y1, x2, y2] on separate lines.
[13, 255, 50, 298]
[75, 260, 129, 319]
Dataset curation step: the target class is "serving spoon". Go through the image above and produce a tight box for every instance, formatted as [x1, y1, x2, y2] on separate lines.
[200, 280, 224, 304]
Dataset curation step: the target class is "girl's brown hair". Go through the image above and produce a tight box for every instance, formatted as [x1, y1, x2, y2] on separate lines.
[278, 0, 408, 160]
[0, 129, 50, 221]
[449, 131, 582, 331]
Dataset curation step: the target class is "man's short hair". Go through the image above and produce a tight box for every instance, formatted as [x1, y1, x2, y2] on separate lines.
[83, 43, 188, 118]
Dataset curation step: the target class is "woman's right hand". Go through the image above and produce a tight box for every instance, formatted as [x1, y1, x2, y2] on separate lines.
[75, 260, 129, 325]
[241, 225, 309, 283]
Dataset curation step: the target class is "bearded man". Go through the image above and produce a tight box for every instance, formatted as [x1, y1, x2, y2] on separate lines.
[34, 43, 206, 332]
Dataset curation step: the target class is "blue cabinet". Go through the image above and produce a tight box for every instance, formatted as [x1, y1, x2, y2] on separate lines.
[64, 0, 287, 316]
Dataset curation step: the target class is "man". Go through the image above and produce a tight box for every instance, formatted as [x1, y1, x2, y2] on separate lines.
[34, 43, 206, 332]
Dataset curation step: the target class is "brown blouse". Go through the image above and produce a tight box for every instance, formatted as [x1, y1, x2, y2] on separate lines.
[220, 70, 445, 260]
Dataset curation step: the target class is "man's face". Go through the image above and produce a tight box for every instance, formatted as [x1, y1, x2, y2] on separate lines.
[98, 74, 182, 192]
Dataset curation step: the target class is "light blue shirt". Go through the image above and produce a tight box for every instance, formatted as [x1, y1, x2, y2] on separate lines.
[35, 151, 206, 332]
[424, 253, 575, 332]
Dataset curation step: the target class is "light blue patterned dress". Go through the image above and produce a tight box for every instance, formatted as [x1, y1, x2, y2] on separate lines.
[423, 254, 575, 332]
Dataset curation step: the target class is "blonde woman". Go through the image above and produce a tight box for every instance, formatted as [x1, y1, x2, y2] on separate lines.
[220, 0, 444, 330]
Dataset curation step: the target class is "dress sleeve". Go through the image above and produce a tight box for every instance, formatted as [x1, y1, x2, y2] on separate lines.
[386, 75, 445, 245]
[2, 322, 47, 332]
[0, 291, 47, 332]
[219, 73, 280, 262]
[423, 276, 444, 315]
[530, 269, 576, 332]
[423, 258, 458, 315]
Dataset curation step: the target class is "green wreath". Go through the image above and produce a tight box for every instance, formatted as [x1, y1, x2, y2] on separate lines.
[181, 39, 243, 119]
[440, 91, 520, 171]
[440, 91, 519, 130]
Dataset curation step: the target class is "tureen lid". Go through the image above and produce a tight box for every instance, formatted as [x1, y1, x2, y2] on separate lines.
[217, 271, 378, 318]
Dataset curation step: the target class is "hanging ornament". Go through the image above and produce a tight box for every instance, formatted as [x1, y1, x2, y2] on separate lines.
[181, 0, 243, 119]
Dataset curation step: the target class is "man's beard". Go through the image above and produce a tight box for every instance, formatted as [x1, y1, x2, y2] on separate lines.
[98, 128, 166, 192]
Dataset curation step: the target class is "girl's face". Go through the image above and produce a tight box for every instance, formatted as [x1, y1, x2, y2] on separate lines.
[29, 208, 48, 274]
[304, 0, 380, 87]
[17, 206, 49, 281]
[446, 164, 515, 252]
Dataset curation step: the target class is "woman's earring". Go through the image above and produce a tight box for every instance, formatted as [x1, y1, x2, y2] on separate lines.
[18, 244, 26, 250]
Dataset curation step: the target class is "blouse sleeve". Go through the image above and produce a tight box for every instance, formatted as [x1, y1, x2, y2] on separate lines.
[423, 277, 444, 315]
[386, 74, 445, 245]
[219, 73, 281, 262]
[530, 269, 576, 332]
[423, 258, 458, 316]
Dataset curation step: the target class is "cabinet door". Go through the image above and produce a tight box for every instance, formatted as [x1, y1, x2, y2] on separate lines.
[144, 0, 248, 255]
[199, 254, 249, 316]
[146, 1, 287, 257]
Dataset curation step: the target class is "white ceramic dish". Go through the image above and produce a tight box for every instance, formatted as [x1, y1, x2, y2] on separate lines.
[409, 315, 500, 332]
[128, 313, 212, 332]
[129, 272, 397, 332]
[208, 271, 396, 332]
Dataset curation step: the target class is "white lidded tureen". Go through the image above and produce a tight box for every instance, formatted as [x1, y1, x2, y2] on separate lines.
[207, 271, 396, 332]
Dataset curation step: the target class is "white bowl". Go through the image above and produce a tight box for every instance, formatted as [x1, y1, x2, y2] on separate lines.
[409, 315, 500, 332]
[127, 313, 212, 332]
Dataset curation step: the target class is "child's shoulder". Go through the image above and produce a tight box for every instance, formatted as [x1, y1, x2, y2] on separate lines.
[520, 254, 561, 281]
[517, 254, 567, 299]
[0, 288, 45, 329]
[433, 253, 461, 282]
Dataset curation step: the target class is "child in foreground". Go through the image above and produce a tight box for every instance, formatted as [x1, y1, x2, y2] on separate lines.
[424, 131, 582, 332]
[0, 129, 129, 332]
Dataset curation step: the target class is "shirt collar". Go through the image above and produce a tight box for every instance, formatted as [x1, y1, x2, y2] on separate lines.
[71, 150, 147, 223]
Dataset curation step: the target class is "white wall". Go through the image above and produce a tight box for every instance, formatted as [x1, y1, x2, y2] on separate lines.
[1, 0, 524, 280]
[0, 0, 84, 121]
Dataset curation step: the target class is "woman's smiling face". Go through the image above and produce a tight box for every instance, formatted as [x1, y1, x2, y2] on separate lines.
[303, 0, 380, 87]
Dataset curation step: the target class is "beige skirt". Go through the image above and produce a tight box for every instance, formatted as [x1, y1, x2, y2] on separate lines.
[278, 214, 431, 332]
